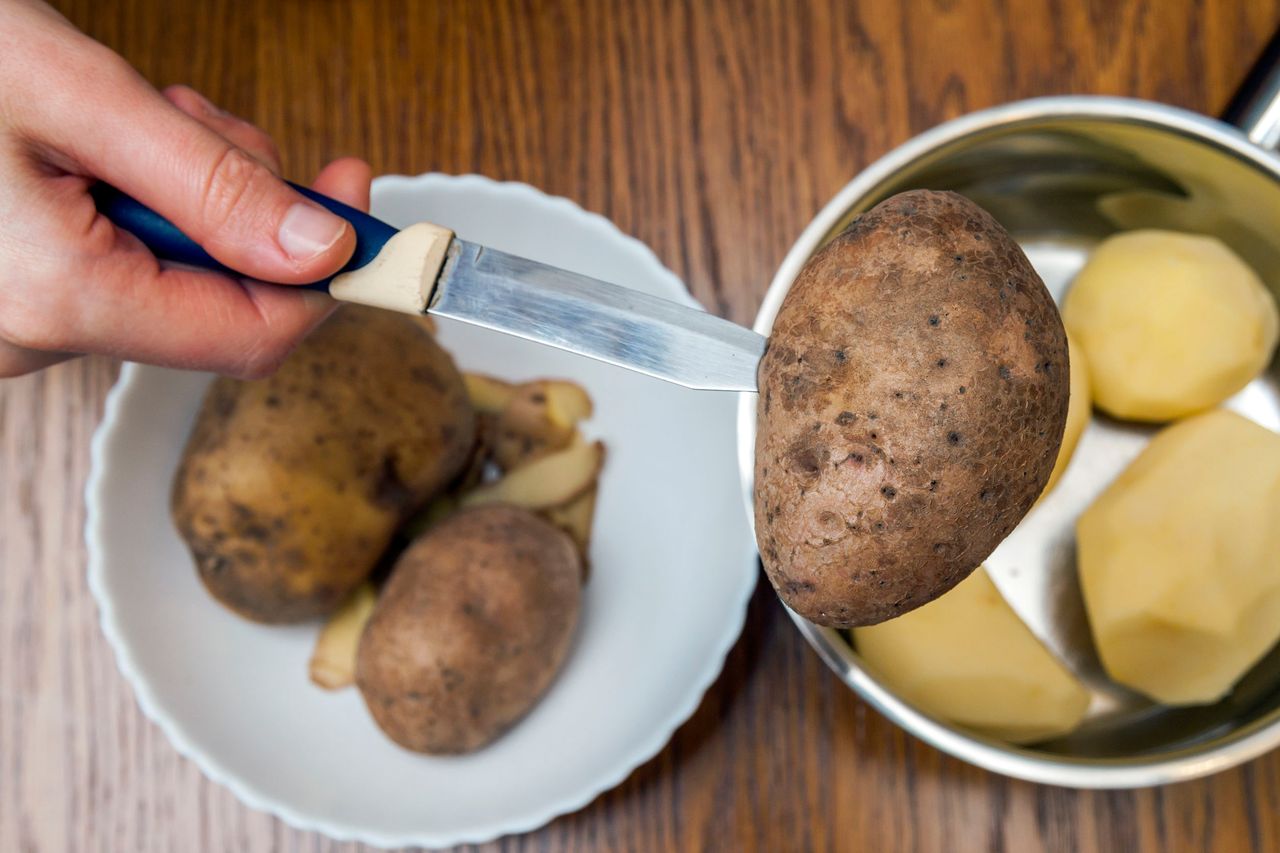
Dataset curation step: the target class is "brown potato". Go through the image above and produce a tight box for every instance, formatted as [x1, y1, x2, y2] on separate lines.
[754, 190, 1068, 628]
[355, 505, 582, 753]
[171, 307, 476, 623]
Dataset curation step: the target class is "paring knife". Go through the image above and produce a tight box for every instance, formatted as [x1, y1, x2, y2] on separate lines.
[92, 183, 765, 392]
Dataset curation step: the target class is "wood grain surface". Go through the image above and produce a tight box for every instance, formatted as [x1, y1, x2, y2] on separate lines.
[5, 1, 1280, 850]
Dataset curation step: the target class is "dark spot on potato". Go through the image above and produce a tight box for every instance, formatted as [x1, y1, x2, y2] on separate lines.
[784, 579, 817, 595]
[880, 486, 897, 500]
[939, 402, 948, 411]
[835, 411, 855, 426]
[958, 386, 966, 394]
[280, 548, 307, 569]
[211, 391, 236, 419]
[410, 365, 448, 393]
[869, 431, 878, 440]
[948, 431, 962, 445]
[936, 358, 948, 368]
[893, 391, 904, 399]
[371, 454, 415, 510]
[979, 489, 992, 501]
[928, 315, 940, 327]
[264, 395, 281, 408]
[788, 443, 826, 479]
[953, 254, 963, 262]
[872, 521, 886, 532]
[440, 667, 465, 691]
[999, 365, 1012, 380]
[868, 411, 878, 420]
[928, 479, 938, 491]
[834, 349, 847, 363]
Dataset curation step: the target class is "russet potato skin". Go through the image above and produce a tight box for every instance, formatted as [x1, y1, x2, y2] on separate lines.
[355, 505, 582, 754]
[171, 307, 475, 623]
[755, 190, 1069, 628]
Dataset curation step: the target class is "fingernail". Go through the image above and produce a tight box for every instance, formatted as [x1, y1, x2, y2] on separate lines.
[278, 203, 347, 263]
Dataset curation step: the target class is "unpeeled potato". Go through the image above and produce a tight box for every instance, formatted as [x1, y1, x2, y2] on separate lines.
[755, 190, 1069, 628]
[171, 307, 475, 623]
[356, 505, 582, 753]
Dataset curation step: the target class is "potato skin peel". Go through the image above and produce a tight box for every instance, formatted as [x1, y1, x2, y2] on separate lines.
[754, 190, 1069, 628]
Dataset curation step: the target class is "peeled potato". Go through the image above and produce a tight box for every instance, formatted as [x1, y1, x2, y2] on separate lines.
[1039, 332, 1092, 499]
[1062, 230, 1278, 422]
[854, 567, 1090, 744]
[1077, 409, 1280, 705]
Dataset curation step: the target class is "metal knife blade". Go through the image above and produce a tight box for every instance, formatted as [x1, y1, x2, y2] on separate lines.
[428, 240, 766, 392]
[90, 184, 765, 390]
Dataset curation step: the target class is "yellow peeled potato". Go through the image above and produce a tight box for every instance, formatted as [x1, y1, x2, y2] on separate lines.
[1040, 332, 1092, 499]
[1062, 230, 1278, 422]
[1077, 409, 1280, 705]
[853, 567, 1090, 744]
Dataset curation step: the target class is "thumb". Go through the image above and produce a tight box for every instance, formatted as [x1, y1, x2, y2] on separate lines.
[47, 63, 355, 284]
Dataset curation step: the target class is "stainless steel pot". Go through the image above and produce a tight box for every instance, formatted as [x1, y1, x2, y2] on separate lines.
[737, 40, 1280, 787]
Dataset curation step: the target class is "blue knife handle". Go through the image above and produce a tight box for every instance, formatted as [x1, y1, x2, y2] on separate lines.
[90, 182, 400, 289]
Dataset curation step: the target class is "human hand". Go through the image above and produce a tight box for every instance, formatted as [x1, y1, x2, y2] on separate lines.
[0, 0, 369, 378]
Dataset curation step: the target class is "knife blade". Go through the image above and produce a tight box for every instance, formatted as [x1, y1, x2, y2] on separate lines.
[93, 182, 766, 392]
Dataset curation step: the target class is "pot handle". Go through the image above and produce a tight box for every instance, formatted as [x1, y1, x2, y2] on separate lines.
[1223, 28, 1280, 150]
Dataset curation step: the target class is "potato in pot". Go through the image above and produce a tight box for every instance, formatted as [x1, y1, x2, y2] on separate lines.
[755, 190, 1069, 628]
[355, 504, 582, 753]
[171, 307, 475, 623]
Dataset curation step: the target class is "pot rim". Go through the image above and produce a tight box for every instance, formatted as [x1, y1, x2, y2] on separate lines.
[735, 94, 1280, 788]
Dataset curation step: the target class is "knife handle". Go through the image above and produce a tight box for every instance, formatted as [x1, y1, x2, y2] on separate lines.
[90, 181, 400, 289]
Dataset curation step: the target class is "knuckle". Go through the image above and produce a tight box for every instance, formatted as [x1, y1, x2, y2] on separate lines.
[198, 145, 273, 232]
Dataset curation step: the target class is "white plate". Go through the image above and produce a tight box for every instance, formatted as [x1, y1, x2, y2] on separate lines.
[86, 174, 758, 848]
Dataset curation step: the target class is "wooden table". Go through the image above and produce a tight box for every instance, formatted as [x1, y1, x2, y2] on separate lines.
[4, 1, 1280, 850]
